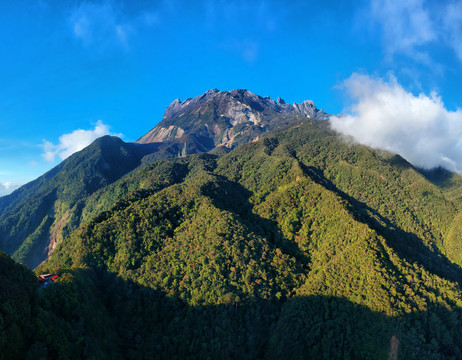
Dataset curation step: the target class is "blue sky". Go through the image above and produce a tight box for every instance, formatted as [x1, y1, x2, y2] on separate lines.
[1, 0, 462, 195]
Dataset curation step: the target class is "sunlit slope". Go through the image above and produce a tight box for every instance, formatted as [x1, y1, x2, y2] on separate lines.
[36, 120, 462, 358]
[1, 119, 461, 358]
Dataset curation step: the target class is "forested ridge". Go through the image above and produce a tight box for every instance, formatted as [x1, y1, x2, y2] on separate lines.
[0, 136, 159, 268]
[4, 119, 462, 358]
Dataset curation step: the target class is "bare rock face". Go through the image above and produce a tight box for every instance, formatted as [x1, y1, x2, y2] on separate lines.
[293, 100, 329, 120]
[163, 98, 182, 120]
[137, 88, 329, 156]
[161, 89, 220, 121]
[137, 125, 185, 144]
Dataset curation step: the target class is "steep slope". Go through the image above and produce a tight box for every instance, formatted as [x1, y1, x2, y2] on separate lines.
[0, 136, 157, 268]
[37, 119, 462, 358]
[1, 249, 282, 360]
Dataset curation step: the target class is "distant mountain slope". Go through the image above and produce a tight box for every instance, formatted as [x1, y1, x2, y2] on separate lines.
[8, 89, 462, 357]
[0, 136, 157, 268]
[3, 86, 462, 276]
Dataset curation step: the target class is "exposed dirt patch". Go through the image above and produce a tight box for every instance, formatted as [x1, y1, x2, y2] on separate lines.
[47, 209, 71, 256]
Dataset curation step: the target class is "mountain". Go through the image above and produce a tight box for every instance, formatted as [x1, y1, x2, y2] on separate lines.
[137, 88, 328, 157]
[0, 136, 158, 268]
[36, 118, 462, 358]
[4, 88, 462, 358]
[0, 89, 326, 269]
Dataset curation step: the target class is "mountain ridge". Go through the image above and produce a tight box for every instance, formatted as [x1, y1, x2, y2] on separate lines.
[0, 136, 159, 268]
[31, 118, 462, 358]
[137, 88, 328, 153]
[0, 88, 327, 269]
[3, 88, 462, 358]
[3, 87, 462, 272]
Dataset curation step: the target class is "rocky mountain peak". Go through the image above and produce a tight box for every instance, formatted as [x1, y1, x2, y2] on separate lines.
[165, 98, 182, 113]
[137, 88, 330, 154]
[160, 88, 327, 124]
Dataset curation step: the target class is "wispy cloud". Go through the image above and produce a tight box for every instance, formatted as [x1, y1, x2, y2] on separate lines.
[369, 0, 435, 62]
[204, 0, 281, 31]
[330, 73, 462, 173]
[367, 0, 462, 67]
[42, 120, 121, 162]
[69, 1, 159, 50]
[205, 0, 284, 63]
[442, 1, 462, 62]
[223, 39, 259, 64]
[70, 2, 129, 49]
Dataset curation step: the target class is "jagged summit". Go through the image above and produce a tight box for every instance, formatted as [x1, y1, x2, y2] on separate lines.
[137, 88, 328, 150]
[160, 88, 327, 123]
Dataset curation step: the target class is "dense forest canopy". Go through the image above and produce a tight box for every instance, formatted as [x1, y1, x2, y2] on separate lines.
[3, 118, 462, 358]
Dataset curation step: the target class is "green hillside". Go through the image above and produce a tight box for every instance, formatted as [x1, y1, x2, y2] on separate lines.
[0, 89, 322, 270]
[0, 136, 157, 268]
[23, 119, 462, 358]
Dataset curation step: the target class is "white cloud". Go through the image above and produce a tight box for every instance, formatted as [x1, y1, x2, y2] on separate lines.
[69, 2, 158, 50]
[41, 120, 121, 162]
[223, 39, 259, 63]
[70, 2, 122, 47]
[367, 0, 462, 67]
[330, 73, 462, 172]
[205, 0, 285, 63]
[369, 0, 436, 61]
[442, 1, 462, 62]
[204, 0, 281, 31]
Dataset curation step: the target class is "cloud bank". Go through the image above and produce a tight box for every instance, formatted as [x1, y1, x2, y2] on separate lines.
[42, 120, 120, 162]
[330, 74, 462, 172]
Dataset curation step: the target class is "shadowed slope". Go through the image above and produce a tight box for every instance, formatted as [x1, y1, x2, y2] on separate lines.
[0, 136, 157, 268]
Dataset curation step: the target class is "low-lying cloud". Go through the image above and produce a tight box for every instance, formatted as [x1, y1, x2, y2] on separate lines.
[330, 73, 462, 172]
[42, 120, 121, 162]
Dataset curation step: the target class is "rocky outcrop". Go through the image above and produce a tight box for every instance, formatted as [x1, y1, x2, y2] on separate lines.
[137, 125, 185, 144]
[137, 88, 330, 155]
[293, 100, 328, 119]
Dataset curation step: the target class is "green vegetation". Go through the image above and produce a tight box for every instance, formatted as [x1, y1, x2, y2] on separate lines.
[4, 118, 462, 358]
[0, 136, 155, 268]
